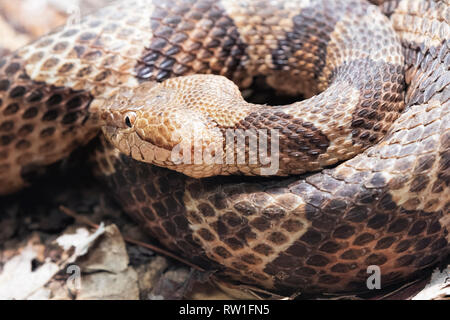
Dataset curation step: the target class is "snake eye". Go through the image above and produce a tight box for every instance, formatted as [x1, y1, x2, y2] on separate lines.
[125, 116, 132, 128]
[124, 112, 136, 128]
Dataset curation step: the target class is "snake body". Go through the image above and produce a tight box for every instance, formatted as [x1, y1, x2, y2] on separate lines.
[0, 0, 449, 295]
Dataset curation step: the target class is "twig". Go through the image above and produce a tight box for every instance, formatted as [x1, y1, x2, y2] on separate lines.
[59, 206, 98, 229]
[124, 237, 205, 272]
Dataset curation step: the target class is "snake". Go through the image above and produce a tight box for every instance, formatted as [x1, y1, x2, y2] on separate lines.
[0, 0, 448, 295]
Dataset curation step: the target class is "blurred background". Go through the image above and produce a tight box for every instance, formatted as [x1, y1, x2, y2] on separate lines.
[0, 0, 113, 53]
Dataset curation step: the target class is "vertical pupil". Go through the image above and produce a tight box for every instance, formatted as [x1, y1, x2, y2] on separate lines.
[125, 116, 132, 127]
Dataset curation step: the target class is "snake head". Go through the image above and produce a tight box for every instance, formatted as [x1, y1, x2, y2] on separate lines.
[101, 75, 244, 176]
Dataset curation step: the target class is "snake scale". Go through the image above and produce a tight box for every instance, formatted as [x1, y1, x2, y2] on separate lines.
[0, 0, 448, 295]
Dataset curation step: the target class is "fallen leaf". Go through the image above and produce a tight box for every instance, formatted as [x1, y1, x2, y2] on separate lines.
[77, 224, 128, 274]
[76, 268, 139, 300]
[412, 267, 450, 300]
[0, 244, 59, 300]
[55, 223, 105, 264]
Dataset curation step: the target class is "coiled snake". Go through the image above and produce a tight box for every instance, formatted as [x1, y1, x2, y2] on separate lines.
[0, 0, 448, 295]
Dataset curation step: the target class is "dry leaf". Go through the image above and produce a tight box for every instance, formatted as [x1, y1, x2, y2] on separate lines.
[77, 224, 128, 273]
[76, 268, 139, 300]
[412, 267, 450, 300]
[0, 224, 106, 300]
[55, 223, 105, 263]
[0, 244, 59, 300]
[74, 225, 140, 300]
